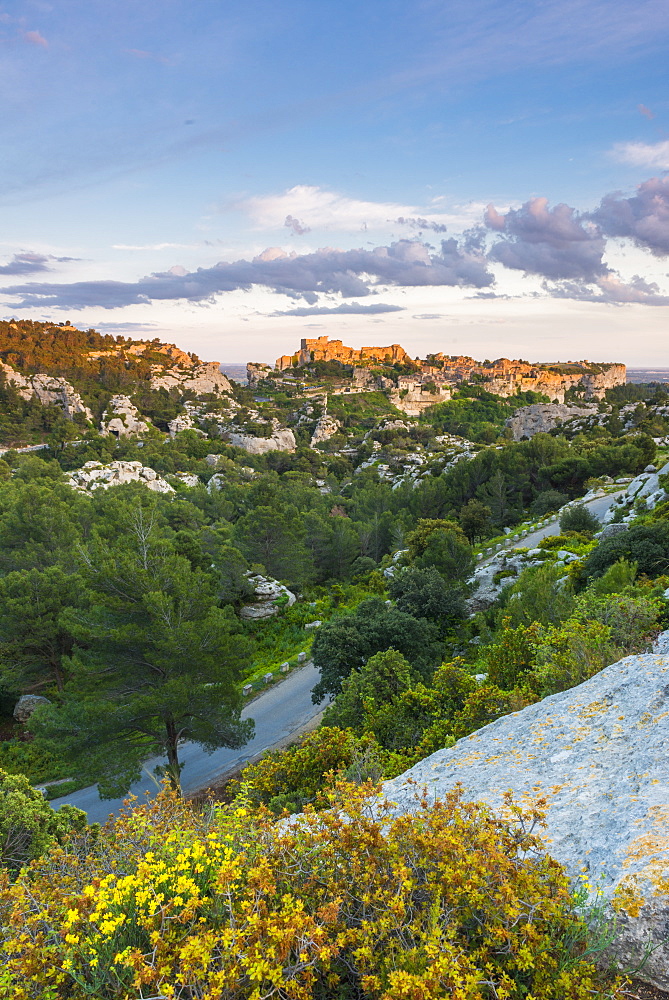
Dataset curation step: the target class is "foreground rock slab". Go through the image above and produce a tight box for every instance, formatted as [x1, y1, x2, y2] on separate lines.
[383, 639, 669, 989]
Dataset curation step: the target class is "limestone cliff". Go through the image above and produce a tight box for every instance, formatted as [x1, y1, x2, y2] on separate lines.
[100, 396, 150, 438]
[0, 361, 94, 421]
[276, 335, 409, 370]
[505, 402, 599, 440]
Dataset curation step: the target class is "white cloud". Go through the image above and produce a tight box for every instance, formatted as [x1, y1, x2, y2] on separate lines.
[610, 139, 669, 171]
[236, 185, 483, 234]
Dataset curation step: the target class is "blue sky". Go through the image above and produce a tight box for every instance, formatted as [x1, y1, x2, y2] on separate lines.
[1, 0, 669, 364]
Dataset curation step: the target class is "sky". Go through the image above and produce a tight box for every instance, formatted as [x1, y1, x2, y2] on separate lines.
[1, 0, 669, 366]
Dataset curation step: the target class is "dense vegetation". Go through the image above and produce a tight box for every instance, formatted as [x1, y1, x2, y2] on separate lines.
[1, 324, 667, 997]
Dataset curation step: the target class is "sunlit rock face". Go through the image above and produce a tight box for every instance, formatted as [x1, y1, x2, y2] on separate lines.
[67, 461, 174, 493]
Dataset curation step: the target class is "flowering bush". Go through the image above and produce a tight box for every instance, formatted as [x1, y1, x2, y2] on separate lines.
[0, 783, 622, 999]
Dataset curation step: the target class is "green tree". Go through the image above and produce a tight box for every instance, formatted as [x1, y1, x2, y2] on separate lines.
[33, 508, 254, 797]
[323, 649, 414, 732]
[406, 519, 474, 582]
[0, 566, 88, 693]
[311, 598, 442, 703]
[234, 503, 314, 587]
[530, 490, 568, 518]
[388, 566, 466, 632]
[458, 498, 493, 542]
[582, 522, 669, 581]
[559, 504, 600, 535]
[480, 469, 516, 526]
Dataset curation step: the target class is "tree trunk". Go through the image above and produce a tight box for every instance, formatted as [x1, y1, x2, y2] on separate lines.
[164, 714, 182, 794]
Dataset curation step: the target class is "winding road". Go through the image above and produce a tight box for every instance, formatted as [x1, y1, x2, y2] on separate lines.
[51, 661, 328, 824]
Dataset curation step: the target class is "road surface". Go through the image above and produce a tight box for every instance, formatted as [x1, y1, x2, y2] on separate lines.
[51, 660, 327, 824]
[480, 489, 625, 565]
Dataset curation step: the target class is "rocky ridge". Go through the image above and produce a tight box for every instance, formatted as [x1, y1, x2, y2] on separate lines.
[150, 362, 232, 396]
[0, 361, 93, 421]
[225, 421, 296, 455]
[603, 461, 669, 522]
[505, 402, 600, 440]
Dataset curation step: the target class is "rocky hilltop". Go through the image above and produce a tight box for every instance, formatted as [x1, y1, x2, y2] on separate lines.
[262, 337, 626, 406]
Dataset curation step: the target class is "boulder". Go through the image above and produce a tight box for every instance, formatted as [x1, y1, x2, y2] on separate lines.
[150, 362, 232, 396]
[596, 523, 630, 541]
[382, 638, 669, 989]
[13, 694, 51, 723]
[226, 423, 296, 455]
[238, 574, 296, 620]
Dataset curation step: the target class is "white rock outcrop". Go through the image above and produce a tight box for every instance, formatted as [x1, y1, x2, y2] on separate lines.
[505, 403, 598, 441]
[13, 694, 51, 723]
[602, 460, 669, 523]
[310, 410, 341, 447]
[0, 361, 93, 421]
[150, 362, 232, 396]
[382, 640, 669, 989]
[100, 396, 150, 438]
[226, 421, 296, 454]
[239, 574, 296, 620]
[68, 461, 174, 493]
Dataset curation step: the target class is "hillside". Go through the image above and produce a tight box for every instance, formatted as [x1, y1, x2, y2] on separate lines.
[1, 320, 669, 996]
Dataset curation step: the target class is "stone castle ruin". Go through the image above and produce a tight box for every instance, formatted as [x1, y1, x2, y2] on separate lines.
[269, 337, 626, 404]
[276, 336, 409, 370]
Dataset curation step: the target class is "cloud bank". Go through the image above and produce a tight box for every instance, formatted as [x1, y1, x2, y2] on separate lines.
[2, 238, 493, 310]
[3, 177, 669, 313]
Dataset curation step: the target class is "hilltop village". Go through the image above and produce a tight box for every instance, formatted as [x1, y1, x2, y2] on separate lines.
[249, 335, 626, 416]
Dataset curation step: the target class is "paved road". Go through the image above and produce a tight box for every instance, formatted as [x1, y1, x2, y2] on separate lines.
[51, 661, 327, 824]
[481, 489, 625, 565]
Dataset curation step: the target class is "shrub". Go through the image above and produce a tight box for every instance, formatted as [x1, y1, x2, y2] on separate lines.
[0, 783, 621, 999]
[0, 768, 87, 874]
[388, 565, 466, 630]
[582, 522, 669, 581]
[559, 504, 600, 535]
[531, 489, 569, 517]
[573, 590, 663, 654]
[526, 620, 615, 698]
[485, 620, 541, 689]
[228, 726, 402, 813]
[496, 562, 576, 629]
[586, 558, 637, 595]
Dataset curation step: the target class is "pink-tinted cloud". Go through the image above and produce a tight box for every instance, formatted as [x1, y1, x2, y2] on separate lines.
[284, 215, 311, 235]
[592, 176, 669, 255]
[485, 197, 607, 281]
[638, 103, 654, 119]
[24, 30, 48, 48]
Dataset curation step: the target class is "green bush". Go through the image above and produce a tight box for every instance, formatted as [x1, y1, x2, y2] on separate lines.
[582, 522, 669, 581]
[0, 768, 87, 874]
